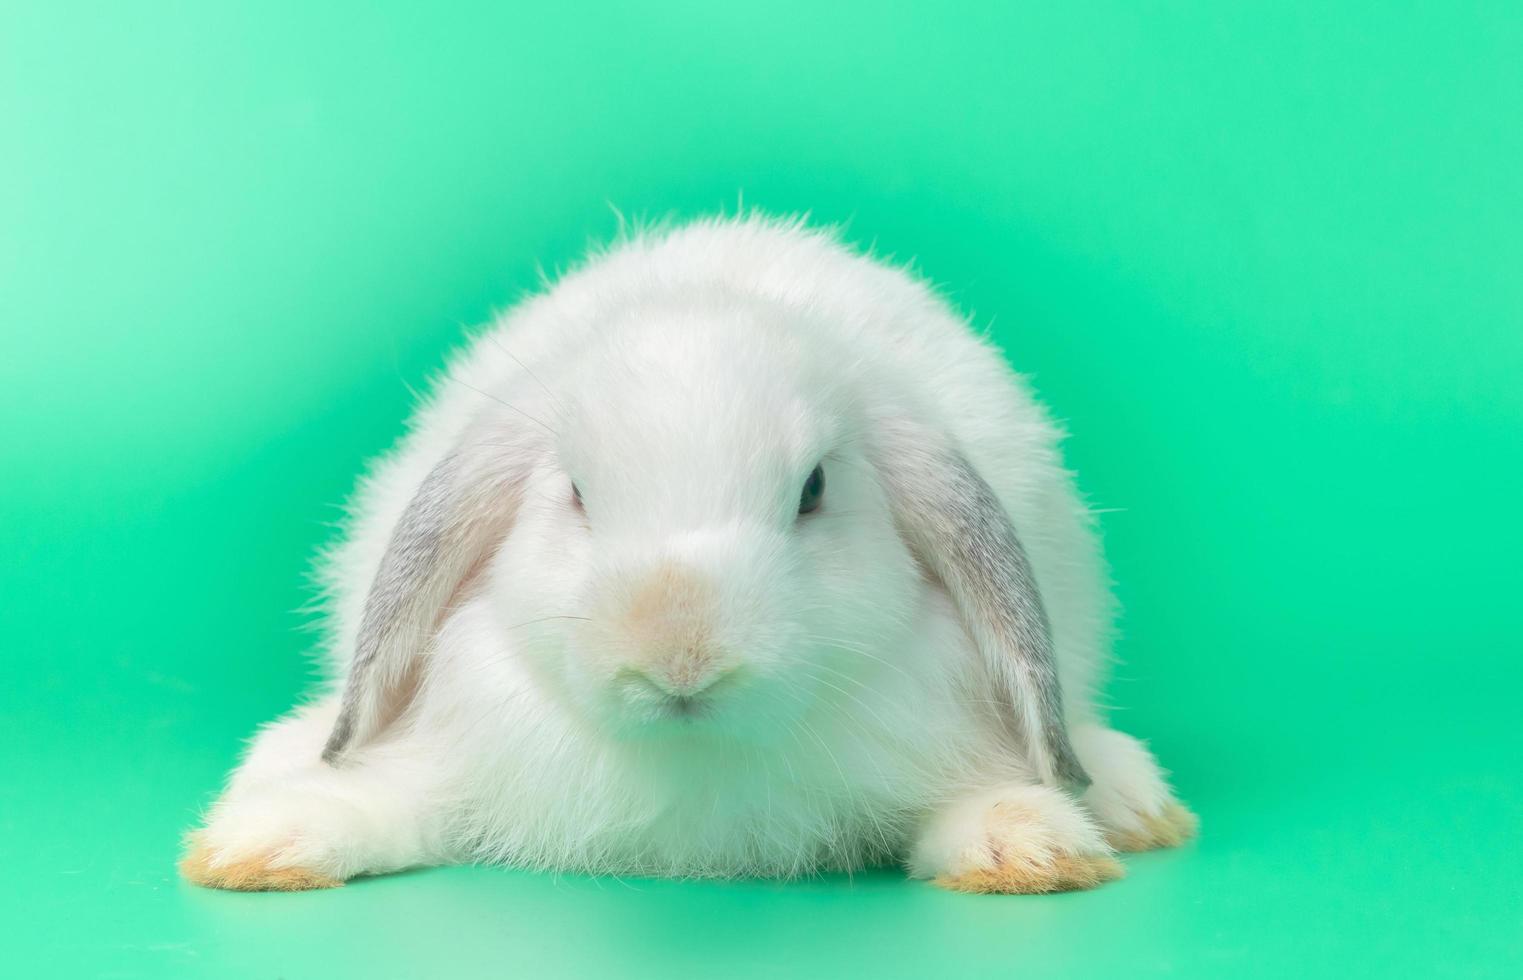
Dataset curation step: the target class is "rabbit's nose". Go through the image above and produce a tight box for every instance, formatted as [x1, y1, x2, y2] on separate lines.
[620, 660, 740, 720]
[629, 658, 735, 698]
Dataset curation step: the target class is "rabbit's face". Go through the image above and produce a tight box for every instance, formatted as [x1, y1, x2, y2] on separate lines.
[488, 308, 923, 743]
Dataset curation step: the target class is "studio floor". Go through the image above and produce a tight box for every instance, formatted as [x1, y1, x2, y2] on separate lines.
[4, 638, 1519, 977]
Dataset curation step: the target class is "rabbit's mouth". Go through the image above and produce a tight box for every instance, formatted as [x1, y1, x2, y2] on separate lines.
[658, 693, 709, 721]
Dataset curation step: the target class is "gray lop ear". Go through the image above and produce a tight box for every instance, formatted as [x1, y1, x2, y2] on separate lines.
[322, 435, 527, 765]
[871, 415, 1090, 793]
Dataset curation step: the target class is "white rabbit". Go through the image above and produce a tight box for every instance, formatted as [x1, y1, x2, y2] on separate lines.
[181, 214, 1195, 893]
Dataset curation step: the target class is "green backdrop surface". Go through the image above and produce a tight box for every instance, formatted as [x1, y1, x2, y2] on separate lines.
[3, 2, 1520, 977]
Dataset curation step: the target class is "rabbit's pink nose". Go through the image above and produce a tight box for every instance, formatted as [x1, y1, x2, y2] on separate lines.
[618, 660, 741, 723]
[628, 660, 735, 698]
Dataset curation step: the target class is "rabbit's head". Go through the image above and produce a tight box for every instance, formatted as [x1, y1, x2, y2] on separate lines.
[483, 302, 921, 741]
[322, 277, 1087, 791]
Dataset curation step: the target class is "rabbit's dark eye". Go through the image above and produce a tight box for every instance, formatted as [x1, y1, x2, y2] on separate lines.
[571, 482, 583, 510]
[798, 464, 825, 515]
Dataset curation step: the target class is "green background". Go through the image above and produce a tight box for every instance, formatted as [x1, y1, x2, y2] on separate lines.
[3, 1, 1520, 976]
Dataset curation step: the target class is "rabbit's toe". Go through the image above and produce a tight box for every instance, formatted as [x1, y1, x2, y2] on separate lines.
[178, 782, 363, 891]
[911, 783, 1122, 894]
[179, 830, 342, 891]
[935, 851, 1123, 894]
[1103, 800, 1200, 852]
[1072, 724, 1198, 852]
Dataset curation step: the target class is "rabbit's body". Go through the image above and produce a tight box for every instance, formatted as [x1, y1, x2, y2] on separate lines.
[182, 217, 1195, 893]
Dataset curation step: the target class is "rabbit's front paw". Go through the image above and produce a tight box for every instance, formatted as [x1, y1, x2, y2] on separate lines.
[179, 785, 353, 891]
[180, 832, 342, 891]
[910, 783, 1122, 894]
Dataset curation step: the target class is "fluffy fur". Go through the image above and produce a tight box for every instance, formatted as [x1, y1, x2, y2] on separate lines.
[181, 215, 1194, 893]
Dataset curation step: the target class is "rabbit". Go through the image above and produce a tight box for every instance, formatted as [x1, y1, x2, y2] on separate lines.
[180, 214, 1196, 894]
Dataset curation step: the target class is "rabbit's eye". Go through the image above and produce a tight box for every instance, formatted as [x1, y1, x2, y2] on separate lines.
[798, 464, 825, 515]
[571, 482, 583, 510]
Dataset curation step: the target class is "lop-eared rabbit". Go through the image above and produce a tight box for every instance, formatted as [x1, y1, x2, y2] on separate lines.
[182, 216, 1195, 893]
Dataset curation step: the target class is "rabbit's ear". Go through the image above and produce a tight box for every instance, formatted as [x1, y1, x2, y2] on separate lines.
[322, 430, 531, 765]
[870, 414, 1090, 792]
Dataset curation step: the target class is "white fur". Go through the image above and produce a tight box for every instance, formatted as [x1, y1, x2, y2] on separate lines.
[189, 215, 1188, 886]
[908, 782, 1110, 880]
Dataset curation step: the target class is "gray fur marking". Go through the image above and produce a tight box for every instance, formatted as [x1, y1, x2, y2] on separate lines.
[322, 453, 459, 764]
[881, 436, 1090, 793]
